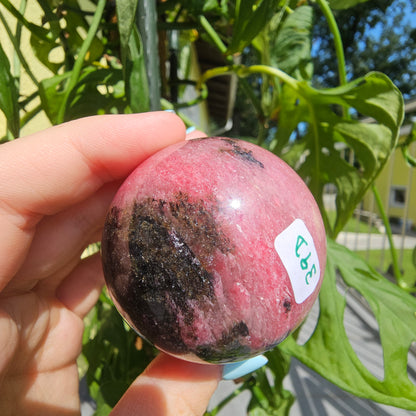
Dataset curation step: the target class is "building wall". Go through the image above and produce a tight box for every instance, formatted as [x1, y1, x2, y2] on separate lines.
[0, 1, 53, 138]
[363, 138, 416, 227]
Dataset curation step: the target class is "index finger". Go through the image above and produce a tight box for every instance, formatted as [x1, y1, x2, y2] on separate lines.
[0, 112, 185, 288]
[1, 112, 185, 217]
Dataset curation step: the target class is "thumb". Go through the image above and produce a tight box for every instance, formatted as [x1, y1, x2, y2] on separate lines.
[110, 353, 221, 416]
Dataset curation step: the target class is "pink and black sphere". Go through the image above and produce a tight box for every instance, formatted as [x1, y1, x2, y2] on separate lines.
[101, 137, 326, 364]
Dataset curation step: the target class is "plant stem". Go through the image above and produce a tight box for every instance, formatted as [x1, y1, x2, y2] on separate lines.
[198, 15, 228, 56]
[316, 0, 347, 86]
[137, 0, 160, 111]
[244, 65, 301, 92]
[306, 100, 323, 206]
[199, 65, 234, 86]
[160, 98, 200, 128]
[200, 64, 300, 94]
[372, 184, 407, 287]
[206, 381, 251, 415]
[257, 122, 268, 146]
[13, 0, 27, 80]
[20, 103, 42, 127]
[56, 0, 106, 124]
[399, 122, 416, 167]
[0, 8, 38, 87]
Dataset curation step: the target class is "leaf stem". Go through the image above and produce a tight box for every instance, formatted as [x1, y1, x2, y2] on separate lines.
[200, 64, 300, 94]
[371, 184, 408, 288]
[13, 0, 27, 80]
[20, 103, 42, 127]
[0, 8, 38, 87]
[198, 63, 303, 145]
[205, 380, 251, 415]
[316, 0, 347, 86]
[399, 122, 416, 167]
[245, 65, 300, 91]
[306, 99, 323, 207]
[56, 0, 106, 123]
[198, 15, 228, 55]
[160, 98, 200, 129]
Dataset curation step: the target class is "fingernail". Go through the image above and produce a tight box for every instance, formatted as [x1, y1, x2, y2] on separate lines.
[164, 109, 175, 113]
[222, 355, 268, 380]
[186, 126, 196, 134]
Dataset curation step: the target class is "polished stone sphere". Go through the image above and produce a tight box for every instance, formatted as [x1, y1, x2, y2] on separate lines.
[101, 137, 326, 364]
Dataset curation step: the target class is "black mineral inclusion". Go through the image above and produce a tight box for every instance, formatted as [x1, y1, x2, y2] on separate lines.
[102, 193, 253, 362]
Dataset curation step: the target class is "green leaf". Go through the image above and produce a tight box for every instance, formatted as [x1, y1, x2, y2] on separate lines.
[124, 26, 150, 113]
[239, 348, 294, 415]
[29, 35, 61, 73]
[227, 0, 280, 54]
[265, 348, 295, 415]
[281, 239, 416, 410]
[0, 0, 53, 42]
[116, 0, 149, 113]
[318, 73, 403, 133]
[203, 0, 227, 13]
[38, 72, 70, 124]
[170, 0, 229, 16]
[0, 42, 19, 138]
[328, 0, 370, 10]
[272, 72, 403, 237]
[116, 0, 138, 48]
[66, 69, 126, 119]
[82, 294, 156, 413]
[399, 122, 416, 168]
[271, 5, 313, 79]
[39, 66, 126, 123]
[269, 82, 308, 154]
[33, 0, 106, 73]
[64, 0, 105, 63]
[55, 0, 107, 123]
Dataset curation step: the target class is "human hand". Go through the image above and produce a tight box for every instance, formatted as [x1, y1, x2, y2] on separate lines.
[0, 112, 220, 416]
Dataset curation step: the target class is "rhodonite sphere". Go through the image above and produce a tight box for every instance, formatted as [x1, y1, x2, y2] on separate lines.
[101, 137, 326, 364]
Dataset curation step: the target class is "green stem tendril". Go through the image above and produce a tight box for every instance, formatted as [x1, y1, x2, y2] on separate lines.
[316, 0, 347, 86]
[56, 0, 106, 124]
[372, 184, 411, 289]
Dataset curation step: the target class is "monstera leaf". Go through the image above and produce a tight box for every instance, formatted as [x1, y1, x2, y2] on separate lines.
[0, 42, 19, 138]
[270, 5, 313, 79]
[227, 0, 280, 54]
[280, 239, 416, 410]
[271, 72, 404, 238]
[116, 0, 149, 113]
[39, 66, 125, 124]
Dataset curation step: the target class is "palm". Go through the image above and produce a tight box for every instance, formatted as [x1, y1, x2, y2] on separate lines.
[0, 203, 105, 416]
[0, 292, 83, 415]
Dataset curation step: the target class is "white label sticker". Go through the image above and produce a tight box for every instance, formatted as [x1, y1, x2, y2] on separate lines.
[274, 219, 320, 304]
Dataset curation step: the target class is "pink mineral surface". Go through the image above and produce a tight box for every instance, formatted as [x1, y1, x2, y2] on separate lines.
[101, 137, 326, 363]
